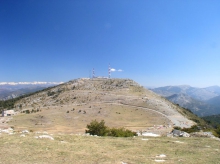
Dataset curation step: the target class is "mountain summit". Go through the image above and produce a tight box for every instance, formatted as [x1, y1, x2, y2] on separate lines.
[8, 78, 195, 134]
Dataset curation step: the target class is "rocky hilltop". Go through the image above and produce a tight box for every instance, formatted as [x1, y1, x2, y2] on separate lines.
[9, 78, 195, 134]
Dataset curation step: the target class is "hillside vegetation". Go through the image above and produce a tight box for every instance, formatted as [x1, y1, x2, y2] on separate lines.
[203, 114, 220, 128]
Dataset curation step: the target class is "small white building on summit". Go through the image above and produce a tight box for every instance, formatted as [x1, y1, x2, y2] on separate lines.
[2, 110, 15, 117]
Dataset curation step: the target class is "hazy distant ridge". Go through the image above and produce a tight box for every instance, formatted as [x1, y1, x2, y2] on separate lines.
[151, 85, 220, 116]
[166, 93, 219, 116]
[151, 85, 219, 101]
[0, 82, 63, 85]
[0, 82, 63, 100]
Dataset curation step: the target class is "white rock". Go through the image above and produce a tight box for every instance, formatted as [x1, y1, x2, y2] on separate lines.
[174, 141, 184, 144]
[156, 154, 166, 158]
[61, 141, 68, 144]
[155, 159, 166, 162]
[142, 132, 160, 137]
[141, 138, 149, 141]
[1, 128, 13, 134]
[20, 134, 26, 137]
[38, 135, 54, 140]
[22, 130, 29, 133]
[121, 162, 127, 164]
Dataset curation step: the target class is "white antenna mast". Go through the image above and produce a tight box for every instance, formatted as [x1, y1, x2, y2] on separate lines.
[92, 68, 95, 78]
[108, 64, 111, 78]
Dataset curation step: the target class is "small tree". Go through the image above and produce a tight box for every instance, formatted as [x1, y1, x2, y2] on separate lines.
[85, 120, 108, 136]
[25, 110, 30, 114]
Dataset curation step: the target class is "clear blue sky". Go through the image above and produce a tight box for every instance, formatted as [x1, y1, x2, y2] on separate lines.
[1, 0, 220, 87]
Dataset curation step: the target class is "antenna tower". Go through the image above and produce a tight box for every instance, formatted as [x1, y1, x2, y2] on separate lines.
[92, 68, 95, 78]
[108, 64, 111, 78]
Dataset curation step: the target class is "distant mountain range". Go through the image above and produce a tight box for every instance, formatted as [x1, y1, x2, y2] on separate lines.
[0, 82, 63, 100]
[151, 85, 219, 101]
[206, 95, 220, 107]
[166, 93, 219, 116]
[150, 85, 220, 116]
[0, 82, 62, 86]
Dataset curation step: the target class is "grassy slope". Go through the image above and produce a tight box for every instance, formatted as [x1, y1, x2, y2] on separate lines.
[203, 114, 220, 127]
[0, 133, 220, 164]
[4, 78, 208, 134]
[9, 79, 175, 134]
[10, 100, 170, 134]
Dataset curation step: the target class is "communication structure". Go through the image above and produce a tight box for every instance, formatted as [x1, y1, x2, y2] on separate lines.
[108, 64, 111, 79]
[91, 64, 111, 79]
[92, 68, 95, 78]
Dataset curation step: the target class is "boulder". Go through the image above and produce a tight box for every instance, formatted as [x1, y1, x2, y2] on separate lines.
[171, 129, 190, 137]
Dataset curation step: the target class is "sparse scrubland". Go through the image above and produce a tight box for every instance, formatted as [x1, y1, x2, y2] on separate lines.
[0, 78, 219, 163]
[8, 78, 196, 134]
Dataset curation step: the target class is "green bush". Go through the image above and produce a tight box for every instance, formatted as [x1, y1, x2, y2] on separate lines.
[173, 126, 182, 130]
[47, 91, 56, 96]
[181, 125, 200, 133]
[85, 120, 137, 137]
[25, 110, 30, 114]
[109, 128, 137, 137]
[85, 120, 108, 136]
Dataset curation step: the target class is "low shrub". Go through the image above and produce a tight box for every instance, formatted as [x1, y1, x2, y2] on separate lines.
[47, 91, 56, 96]
[85, 120, 137, 137]
[85, 120, 108, 136]
[109, 128, 137, 137]
[25, 110, 30, 114]
[173, 126, 182, 130]
[181, 125, 200, 133]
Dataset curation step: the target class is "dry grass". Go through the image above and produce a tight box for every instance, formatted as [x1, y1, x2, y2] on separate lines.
[2, 78, 210, 164]
[0, 133, 220, 164]
[9, 103, 171, 134]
